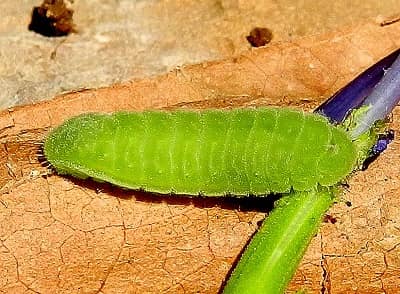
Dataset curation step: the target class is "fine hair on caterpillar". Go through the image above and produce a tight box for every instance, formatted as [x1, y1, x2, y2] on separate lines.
[43, 107, 357, 197]
[31, 139, 56, 176]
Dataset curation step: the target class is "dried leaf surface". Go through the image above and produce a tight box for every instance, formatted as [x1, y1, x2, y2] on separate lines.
[0, 20, 400, 293]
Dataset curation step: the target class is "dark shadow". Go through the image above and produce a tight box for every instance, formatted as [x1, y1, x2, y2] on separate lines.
[53, 174, 281, 214]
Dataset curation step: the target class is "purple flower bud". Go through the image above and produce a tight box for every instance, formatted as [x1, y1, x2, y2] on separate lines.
[315, 49, 400, 123]
[372, 130, 395, 155]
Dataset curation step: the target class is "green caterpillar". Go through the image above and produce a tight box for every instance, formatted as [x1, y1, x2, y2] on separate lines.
[43, 108, 357, 196]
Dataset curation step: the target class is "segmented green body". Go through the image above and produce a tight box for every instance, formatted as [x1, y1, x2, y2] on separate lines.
[44, 108, 357, 196]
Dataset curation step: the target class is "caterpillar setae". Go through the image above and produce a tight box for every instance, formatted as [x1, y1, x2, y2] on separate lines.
[43, 108, 357, 196]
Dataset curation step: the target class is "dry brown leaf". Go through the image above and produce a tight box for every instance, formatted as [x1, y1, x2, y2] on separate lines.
[0, 20, 400, 293]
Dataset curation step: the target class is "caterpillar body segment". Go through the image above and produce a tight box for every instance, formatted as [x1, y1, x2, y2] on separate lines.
[44, 108, 357, 196]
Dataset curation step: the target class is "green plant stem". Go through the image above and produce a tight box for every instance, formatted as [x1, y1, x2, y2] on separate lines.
[223, 188, 335, 294]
